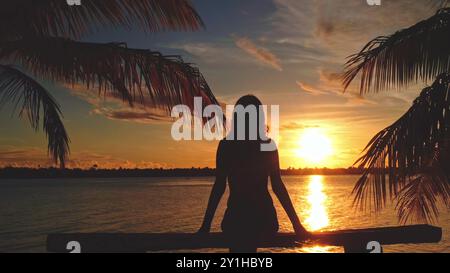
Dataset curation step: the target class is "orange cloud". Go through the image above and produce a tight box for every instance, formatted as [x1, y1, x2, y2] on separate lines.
[296, 81, 329, 96]
[281, 122, 320, 131]
[234, 36, 283, 71]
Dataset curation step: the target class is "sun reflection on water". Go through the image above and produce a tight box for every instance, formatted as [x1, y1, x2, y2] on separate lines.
[305, 175, 329, 231]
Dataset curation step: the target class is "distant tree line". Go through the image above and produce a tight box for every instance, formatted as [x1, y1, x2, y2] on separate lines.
[0, 167, 365, 179]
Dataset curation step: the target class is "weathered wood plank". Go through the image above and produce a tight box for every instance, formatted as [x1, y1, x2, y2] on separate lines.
[47, 224, 442, 253]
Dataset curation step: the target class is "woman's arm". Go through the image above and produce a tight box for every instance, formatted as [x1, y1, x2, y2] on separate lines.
[198, 141, 227, 233]
[270, 150, 309, 238]
[198, 175, 226, 233]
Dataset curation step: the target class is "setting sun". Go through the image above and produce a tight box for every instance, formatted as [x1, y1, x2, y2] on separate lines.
[296, 128, 333, 165]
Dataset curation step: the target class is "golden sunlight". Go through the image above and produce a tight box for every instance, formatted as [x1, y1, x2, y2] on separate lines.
[305, 175, 329, 231]
[296, 128, 333, 165]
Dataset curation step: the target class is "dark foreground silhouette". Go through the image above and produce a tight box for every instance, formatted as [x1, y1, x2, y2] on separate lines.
[47, 224, 442, 253]
[198, 95, 309, 253]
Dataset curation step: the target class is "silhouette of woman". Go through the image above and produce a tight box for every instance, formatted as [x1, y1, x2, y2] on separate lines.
[198, 95, 309, 253]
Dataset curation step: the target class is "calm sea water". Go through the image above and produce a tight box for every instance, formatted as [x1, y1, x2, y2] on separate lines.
[0, 175, 448, 253]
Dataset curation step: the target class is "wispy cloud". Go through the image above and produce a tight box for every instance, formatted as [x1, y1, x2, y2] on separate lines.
[170, 42, 243, 64]
[281, 122, 320, 131]
[67, 84, 172, 124]
[234, 36, 283, 71]
[295, 68, 374, 106]
[91, 108, 170, 124]
[296, 81, 328, 96]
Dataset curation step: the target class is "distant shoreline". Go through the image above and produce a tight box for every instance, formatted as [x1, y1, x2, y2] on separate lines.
[0, 167, 365, 179]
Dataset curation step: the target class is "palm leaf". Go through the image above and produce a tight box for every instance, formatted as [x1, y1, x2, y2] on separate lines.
[0, 65, 69, 168]
[343, 8, 450, 94]
[0, 0, 204, 39]
[353, 73, 450, 223]
[396, 170, 449, 224]
[0, 37, 220, 111]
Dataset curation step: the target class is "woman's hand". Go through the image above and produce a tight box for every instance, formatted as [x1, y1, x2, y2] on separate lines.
[197, 224, 211, 234]
[294, 224, 311, 241]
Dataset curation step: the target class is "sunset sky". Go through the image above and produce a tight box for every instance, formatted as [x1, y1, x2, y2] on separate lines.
[0, 0, 439, 169]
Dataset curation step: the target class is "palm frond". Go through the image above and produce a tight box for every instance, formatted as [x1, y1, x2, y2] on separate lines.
[0, 65, 69, 168]
[0, 37, 220, 112]
[396, 170, 449, 224]
[0, 0, 204, 39]
[353, 73, 450, 223]
[343, 8, 450, 94]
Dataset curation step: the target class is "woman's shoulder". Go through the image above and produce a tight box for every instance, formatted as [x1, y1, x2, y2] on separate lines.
[217, 138, 230, 153]
[218, 138, 278, 151]
[218, 138, 229, 146]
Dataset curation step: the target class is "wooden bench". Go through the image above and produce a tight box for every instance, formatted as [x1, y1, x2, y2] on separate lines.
[47, 224, 442, 253]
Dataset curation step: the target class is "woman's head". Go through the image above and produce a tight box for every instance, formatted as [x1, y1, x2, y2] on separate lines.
[229, 95, 267, 141]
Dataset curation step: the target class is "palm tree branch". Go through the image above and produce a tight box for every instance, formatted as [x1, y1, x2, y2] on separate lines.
[352, 73, 450, 222]
[0, 65, 69, 168]
[0, 0, 204, 39]
[396, 171, 450, 224]
[343, 8, 450, 94]
[0, 37, 220, 112]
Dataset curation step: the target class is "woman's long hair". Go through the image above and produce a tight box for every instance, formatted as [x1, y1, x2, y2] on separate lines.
[227, 95, 268, 141]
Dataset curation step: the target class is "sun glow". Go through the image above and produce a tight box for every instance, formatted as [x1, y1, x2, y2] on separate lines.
[305, 176, 329, 231]
[296, 128, 333, 165]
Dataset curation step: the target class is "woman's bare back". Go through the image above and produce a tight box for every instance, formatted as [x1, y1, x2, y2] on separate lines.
[218, 140, 279, 235]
